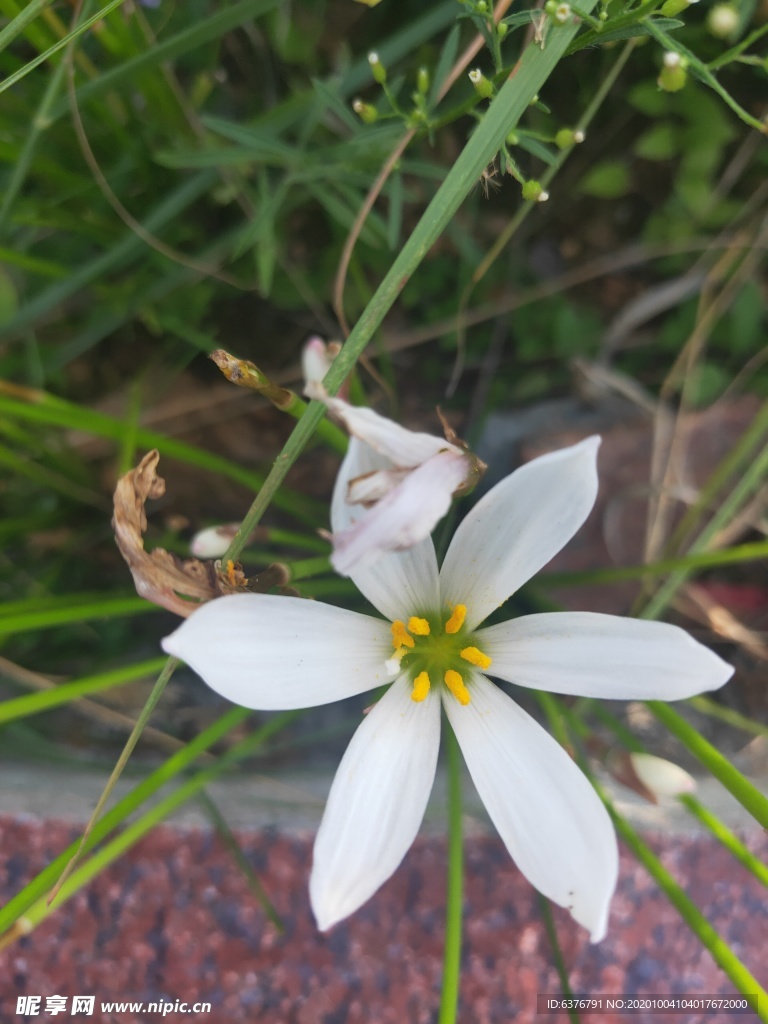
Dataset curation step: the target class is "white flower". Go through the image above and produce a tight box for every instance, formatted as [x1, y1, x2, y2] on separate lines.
[305, 382, 484, 575]
[162, 436, 733, 941]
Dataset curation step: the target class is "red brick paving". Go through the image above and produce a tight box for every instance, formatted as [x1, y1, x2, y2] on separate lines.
[0, 818, 765, 1023]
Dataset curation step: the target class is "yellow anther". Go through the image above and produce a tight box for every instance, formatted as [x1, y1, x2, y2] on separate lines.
[411, 671, 431, 703]
[391, 620, 415, 649]
[460, 646, 492, 670]
[445, 604, 467, 634]
[444, 669, 471, 706]
[408, 616, 431, 636]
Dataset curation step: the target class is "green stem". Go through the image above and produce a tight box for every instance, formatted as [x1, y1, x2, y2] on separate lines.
[678, 795, 768, 889]
[438, 722, 464, 1024]
[644, 20, 766, 132]
[222, 0, 599, 564]
[47, 657, 179, 904]
[646, 701, 768, 829]
[606, 801, 767, 1019]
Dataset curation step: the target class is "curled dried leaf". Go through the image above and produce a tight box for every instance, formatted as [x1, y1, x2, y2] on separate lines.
[113, 450, 289, 617]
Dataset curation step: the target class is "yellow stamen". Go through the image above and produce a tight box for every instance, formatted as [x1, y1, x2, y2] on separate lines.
[411, 671, 431, 703]
[391, 620, 414, 649]
[408, 616, 431, 636]
[445, 604, 467, 634]
[460, 646, 492, 670]
[444, 669, 470, 706]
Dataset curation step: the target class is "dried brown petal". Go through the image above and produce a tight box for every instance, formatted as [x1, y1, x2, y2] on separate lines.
[113, 450, 288, 617]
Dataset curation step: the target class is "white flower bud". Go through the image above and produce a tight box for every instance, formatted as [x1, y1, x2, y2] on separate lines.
[629, 753, 697, 799]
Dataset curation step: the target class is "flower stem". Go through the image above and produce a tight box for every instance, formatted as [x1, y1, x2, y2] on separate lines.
[438, 722, 463, 1024]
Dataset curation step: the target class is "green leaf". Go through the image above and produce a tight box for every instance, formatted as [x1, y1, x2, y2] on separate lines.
[579, 159, 631, 198]
[634, 122, 679, 161]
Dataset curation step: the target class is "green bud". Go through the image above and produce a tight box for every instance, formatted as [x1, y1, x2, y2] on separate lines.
[660, 0, 696, 15]
[555, 127, 585, 149]
[521, 180, 549, 202]
[497, 22, 508, 39]
[368, 51, 387, 85]
[417, 66, 430, 95]
[657, 51, 687, 92]
[506, 131, 519, 145]
[352, 98, 379, 124]
[468, 68, 494, 99]
[476, 0, 488, 12]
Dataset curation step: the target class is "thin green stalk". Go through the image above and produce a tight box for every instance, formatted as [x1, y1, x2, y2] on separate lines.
[0, 656, 169, 724]
[467, 38, 636, 293]
[438, 722, 463, 1024]
[606, 799, 766, 1019]
[0, 0, 52, 54]
[0, 0, 129, 95]
[641, 437, 768, 620]
[197, 790, 284, 930]
[538, 539, 768, 588]
[223, 0, 599, 564]
[536, 894, 580, 1024]
[0, 47, 69, 236]
[0, 595, 152, 637]
[47, 657, 180, 904]
[708, 21, 768, 70]
[663, 402, 768, 560]
[289, 556, 333, 581]
[678, 795, 768, 889]
[0, 390, 321, 522]
[0, 704, 252, 932]
[10, 710, 300, 941]
[644, 20, 766, 132]
[688, 696, 768, 740]
[646, 701, 768, 829]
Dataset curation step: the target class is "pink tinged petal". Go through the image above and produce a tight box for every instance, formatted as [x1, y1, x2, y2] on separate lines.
[301, 336, 333, 385]
[310, 675, 441, 930]
[444, 675, 618, 941]
[347, 467, 410, 505]
[331, 438, 440, 620]
[307, 383, 460, 466]
[440, 436, 601, 631]
[332, 449, 471, 577]
[477, 611, 734, 700]
[161, 594, 390, 710]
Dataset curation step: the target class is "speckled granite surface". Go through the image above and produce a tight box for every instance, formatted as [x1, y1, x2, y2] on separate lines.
[1, 818, 765, 1023]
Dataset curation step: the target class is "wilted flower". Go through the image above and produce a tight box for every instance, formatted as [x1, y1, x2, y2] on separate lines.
[305, 382, 485, 575]
[162, 437, 733, 940]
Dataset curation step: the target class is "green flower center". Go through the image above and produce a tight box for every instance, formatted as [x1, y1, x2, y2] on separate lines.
[388, 604, 492, 706]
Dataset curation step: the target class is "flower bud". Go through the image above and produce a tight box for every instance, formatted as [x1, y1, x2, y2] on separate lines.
[497, 22, 508, 39]
[506, 131, 519, 146]
[521, 179, 549, 202]
[417, 66, 430, 95]
[468, 68, 494, 99]
[555, 127, 585, 149]
[352, 98, 379, 124]
[657, 51, 688, 92]
[660, 0, 698, 16]
[707, 3, 739, 37]
[368, 51, 387, 85]
[546, 1, 571, 24]
[629, 753, 697, 799]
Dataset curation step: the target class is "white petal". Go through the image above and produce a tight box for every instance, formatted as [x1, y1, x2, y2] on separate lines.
[308, 383, 459, 466]
[310, 675, 441, 929]
[444, 675, 617, 941]
[161, 594, 390, 710]
[440, 437, 601, 630]
[331, 438, 440, 620]
[332, 450, 470, 577]
[477, 612, 734, 700]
